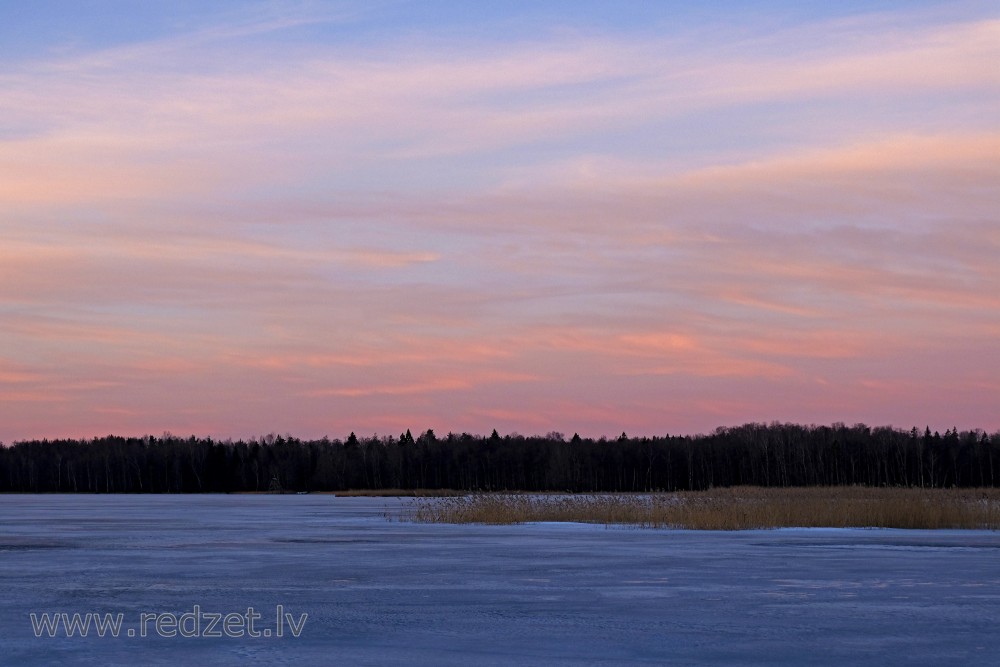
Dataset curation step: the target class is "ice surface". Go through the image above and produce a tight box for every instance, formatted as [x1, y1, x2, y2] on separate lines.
[1, 495, 998, 665]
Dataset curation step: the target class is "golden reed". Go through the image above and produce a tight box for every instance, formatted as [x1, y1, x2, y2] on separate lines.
[408, 487, 1000, 530]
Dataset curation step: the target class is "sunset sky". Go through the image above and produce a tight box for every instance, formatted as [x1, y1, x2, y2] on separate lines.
[2, 1, 998, 442]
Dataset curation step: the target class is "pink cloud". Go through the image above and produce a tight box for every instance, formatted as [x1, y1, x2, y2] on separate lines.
[1, 9, 998, 441]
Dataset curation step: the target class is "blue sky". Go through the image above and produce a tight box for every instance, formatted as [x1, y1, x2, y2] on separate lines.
[2, 1, 989, 57]
[1, 1, 998, 441]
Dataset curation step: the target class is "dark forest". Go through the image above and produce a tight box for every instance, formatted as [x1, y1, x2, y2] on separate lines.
[1, 423, 997, 493]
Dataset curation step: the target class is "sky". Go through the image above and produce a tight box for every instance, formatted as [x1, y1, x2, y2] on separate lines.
[1, 1, 998, 442]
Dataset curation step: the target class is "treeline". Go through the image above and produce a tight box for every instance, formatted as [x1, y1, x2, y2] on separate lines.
[1, 423, 998, 493]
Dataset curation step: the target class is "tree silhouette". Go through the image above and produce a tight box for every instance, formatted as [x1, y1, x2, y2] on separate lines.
[0, 423, 997, 493]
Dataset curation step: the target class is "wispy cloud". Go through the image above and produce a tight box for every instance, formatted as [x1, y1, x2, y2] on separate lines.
[1, 4, 998, 440]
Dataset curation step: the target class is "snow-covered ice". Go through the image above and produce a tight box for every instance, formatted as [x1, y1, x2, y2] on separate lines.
[1, 495, 998, 665]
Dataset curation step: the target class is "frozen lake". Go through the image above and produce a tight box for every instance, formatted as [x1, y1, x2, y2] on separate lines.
[1, 495, 998, 666]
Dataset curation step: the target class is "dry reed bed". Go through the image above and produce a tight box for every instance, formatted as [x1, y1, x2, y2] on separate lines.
[407, 487, 1000, 530]
[334, 488, 467, 497]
